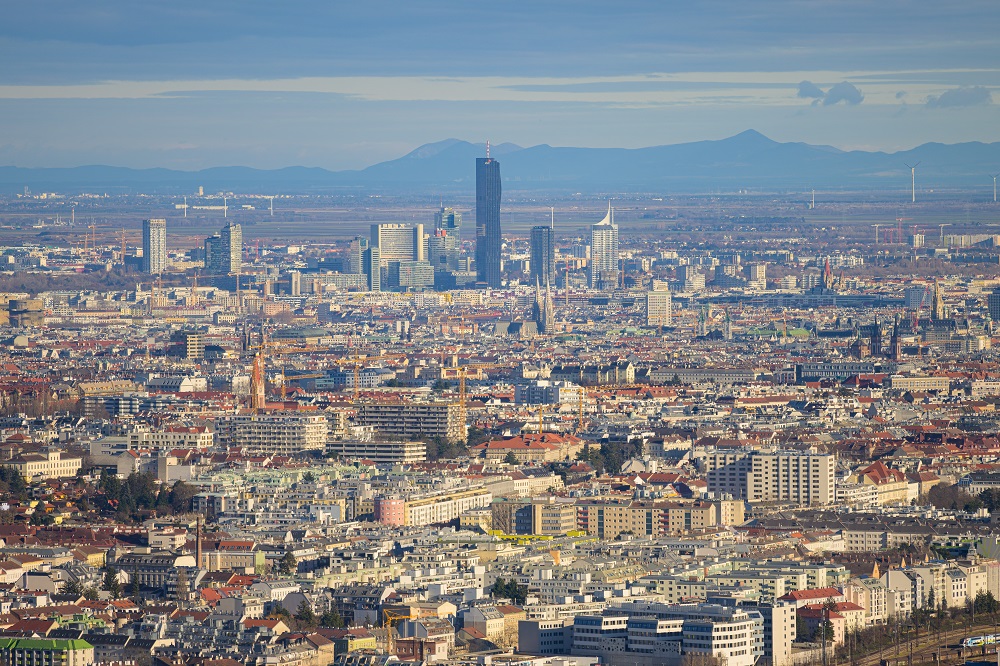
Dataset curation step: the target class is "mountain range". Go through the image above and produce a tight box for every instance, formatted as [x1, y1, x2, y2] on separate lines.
[3, 131, 1000, 194]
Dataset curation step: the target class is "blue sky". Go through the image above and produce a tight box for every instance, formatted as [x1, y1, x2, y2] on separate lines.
[1, 1, 998, 169]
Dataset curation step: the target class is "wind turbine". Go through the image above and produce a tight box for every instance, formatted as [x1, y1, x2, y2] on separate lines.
[904, 162, 920, 203]
[991, 174, 999, 203]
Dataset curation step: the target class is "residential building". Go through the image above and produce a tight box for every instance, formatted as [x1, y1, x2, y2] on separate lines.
[356, 402, 465, 443]
[703, 449, 836, 505]
[214, 412, 328, 456]
[589, 204, 619, 289]
[142, 219, 167, 274]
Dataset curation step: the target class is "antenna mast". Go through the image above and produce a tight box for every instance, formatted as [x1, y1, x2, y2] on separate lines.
[486, 139, 490, 159]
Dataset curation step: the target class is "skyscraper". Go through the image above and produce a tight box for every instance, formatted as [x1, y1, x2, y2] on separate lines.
[435, 206, 462, 234]
[530, 222, 556, 287]
[370, 223, 424, 265]
[589, 203, 619, 289]
[475, 153, 502, 288]
[142, 218, 167, 274]
[204, 222, 242, 274]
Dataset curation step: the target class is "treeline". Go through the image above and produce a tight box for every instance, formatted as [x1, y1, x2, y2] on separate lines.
[97, 471, 197, 522]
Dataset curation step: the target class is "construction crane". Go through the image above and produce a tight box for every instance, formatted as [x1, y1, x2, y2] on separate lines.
[382, 608, 412, 656]
[939, 223, 952, 246]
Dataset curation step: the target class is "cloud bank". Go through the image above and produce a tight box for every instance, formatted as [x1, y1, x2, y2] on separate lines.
[926, 86, 993, 108]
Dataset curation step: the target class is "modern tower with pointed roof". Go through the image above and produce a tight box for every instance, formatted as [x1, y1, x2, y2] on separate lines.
[589, 202, 619, 290]
[475, 146, 502, 288]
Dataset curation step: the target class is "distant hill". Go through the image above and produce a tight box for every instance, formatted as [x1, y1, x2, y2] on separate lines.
[3, 131, 1000, 194]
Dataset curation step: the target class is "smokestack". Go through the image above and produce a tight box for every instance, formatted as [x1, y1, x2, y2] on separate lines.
[196, 516, 202, 568]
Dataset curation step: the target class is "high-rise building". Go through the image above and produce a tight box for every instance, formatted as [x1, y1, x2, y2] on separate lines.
[427, 229, 458, 271]
[530, 224, 556, 286]
[204, 223, 242, 274]
[370, 223, 424, 265]
[435, 206, 462, 234]
[475, 155, 502, 288]
[646, 289, 672, 327]
[142, 219, 167, 274]
[589, 203, 618, 289]
[347, 236, 368, 274]
[989, 289, 1000, 324]
[363, 246, 381, 292]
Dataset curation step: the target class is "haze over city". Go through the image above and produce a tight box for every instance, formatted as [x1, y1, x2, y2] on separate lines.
[2, 1, 999, 170]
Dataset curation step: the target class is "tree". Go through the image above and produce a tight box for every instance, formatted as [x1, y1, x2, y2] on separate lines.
[278, 551, 297, 576]
[504, 452, 519, 466]
[102, 567, 122, 599]
[302, 471, 316, 484]
[492, 577, 527, 605]
[320, 610, 345, 628]
[168, 481, 198, 514]
[60, 579, 84, 597]
[82, 586, 100, 601]
[295, 599, 316, 627]
[466, 426, 490, 448]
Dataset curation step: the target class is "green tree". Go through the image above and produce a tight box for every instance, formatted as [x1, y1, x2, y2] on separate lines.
[320, 610, 345, 628]
[302, 471, 316, 484]
[492, 577, 528, 605]
[295, 599, 317, 627]
[102, 567, 122, 599]
[60, 579, 84, 597]
[278, 551, 297, 576]
[466, 426, 490, 448]
[168, 481, 198, 514]
[504, 452, 520, 466]
[82, 586, 100, 601]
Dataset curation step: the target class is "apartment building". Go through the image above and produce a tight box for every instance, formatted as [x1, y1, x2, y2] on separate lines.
[357, 402, 465, 443]
[326, 439, 427, 464]
[571, 602, 768, 666]
[214, 412, 328, 456]
[0, 639, 94, 666]
[128, 426, 214, 450]
[576, 499, 745, 540]
[703, 449, 835, 506]
[374, 487, 492, 527]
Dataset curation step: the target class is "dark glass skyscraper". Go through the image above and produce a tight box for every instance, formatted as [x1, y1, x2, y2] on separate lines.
[475, 156, 502, 288]
[530, 224, 556, 286]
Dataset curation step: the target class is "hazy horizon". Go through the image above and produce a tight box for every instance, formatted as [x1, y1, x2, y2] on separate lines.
[3, 2, 999, 170]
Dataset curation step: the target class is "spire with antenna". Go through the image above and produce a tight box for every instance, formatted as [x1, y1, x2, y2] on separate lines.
[550, 207, 554, 229]
[486, 139, 490, 159]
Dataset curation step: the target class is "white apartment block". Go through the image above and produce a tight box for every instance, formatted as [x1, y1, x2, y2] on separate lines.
[214, 412, 328, 456]
[703, 449, 835, 506]
[128, 426, 214, 450]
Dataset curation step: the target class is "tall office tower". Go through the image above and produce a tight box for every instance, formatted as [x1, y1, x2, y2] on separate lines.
[363, 246, 381, 292]
[204, 222, 243, 274]
[289, 271, 301, 297]
[370, 223, 423, 265]
[142, 219, 167, 274]
[475, 153, 502, 287]
[646, 289, 672, 327]
[589, 203, 619, 289]
[435, 206, 462, 234]
[348, 236, 368, 274]
[428, 229, 459, 271]
[530, 224, 556, 286]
